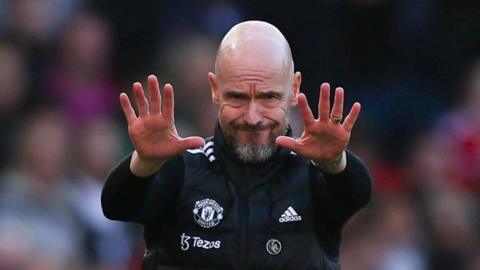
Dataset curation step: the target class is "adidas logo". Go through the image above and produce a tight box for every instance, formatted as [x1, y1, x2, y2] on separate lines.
[279, 206, 302, 223]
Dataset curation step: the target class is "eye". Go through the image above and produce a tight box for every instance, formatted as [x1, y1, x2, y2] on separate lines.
[231, 94, 244, 100]
[224, 92, 248, 107]
[264, 93, 276, 100]
[261, 92, 280, 101]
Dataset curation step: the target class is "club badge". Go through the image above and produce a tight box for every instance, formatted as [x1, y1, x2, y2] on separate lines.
[193, 198, 224, 228]
[266, 239, 282, 255]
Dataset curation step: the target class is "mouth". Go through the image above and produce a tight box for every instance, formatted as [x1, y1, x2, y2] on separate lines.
[232, 123, 275, 132]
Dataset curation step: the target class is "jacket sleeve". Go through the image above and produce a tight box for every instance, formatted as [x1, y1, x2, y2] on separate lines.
[101, 153, 184, 224]
[311, 150, 372, 228]
[310, 150, 372, 258]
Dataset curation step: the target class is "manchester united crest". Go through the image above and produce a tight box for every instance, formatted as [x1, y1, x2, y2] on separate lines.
[193, 198, 224, 228]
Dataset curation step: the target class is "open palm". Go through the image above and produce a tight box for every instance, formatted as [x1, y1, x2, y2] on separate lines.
[120, 75, 205, 163]
[276, 83, 361, 164]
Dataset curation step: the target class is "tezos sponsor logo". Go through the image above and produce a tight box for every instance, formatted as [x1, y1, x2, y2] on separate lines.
[180, 233, 221, 251]
[193, 198, 224, 228]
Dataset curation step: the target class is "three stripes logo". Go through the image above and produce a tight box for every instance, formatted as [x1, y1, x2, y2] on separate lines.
[279, 206, 302, 223]
[186, 141, 216, 162]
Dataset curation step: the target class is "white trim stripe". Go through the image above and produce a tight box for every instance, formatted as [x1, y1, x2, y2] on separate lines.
[186, 148, 203, 154]
[186, 141, 216, 163]
[205, 148, 214, 156]
[203, 141, 214, 149]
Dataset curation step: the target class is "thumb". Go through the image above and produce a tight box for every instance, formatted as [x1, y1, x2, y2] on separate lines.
[276, 136, 300, 152]
[178, 136, 205, 150]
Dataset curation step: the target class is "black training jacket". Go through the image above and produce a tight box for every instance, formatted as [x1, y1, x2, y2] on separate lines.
[101, 125, 372, 270]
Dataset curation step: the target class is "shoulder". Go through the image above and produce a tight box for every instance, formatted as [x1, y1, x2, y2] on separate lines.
[284, 150, 315, 171]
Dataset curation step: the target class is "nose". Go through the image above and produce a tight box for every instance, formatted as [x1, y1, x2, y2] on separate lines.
[243, 102, 263, 126]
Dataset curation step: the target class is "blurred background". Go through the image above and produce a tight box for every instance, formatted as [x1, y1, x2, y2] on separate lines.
[0, 0, 479, 269]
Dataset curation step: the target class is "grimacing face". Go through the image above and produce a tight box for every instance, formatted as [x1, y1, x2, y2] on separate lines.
[208, 68, 300, 163]
[208, 21, 301, 163]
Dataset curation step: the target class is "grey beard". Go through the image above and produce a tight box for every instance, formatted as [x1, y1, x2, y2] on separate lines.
[233, 142, 275, 163]
[222, 109, 290, 163]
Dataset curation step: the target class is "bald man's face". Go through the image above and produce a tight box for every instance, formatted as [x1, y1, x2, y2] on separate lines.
[208, 21, 300, 163]
[209, 58, 300, 163]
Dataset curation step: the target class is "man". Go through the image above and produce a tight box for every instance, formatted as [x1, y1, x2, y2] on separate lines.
[102, 21, 371, 270]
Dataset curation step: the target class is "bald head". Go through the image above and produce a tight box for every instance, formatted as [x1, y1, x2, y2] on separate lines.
[215, 21, 294, 83]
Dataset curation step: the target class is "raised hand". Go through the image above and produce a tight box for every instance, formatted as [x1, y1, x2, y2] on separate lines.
[276, 83, 361, 172]
[120, 75, 205, 176]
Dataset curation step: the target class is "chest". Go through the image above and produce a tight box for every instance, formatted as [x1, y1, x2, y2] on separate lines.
[156, 166, 328, 269]
[176, 165, 315, 230]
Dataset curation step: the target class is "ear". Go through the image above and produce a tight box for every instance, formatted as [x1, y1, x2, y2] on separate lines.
[208, 72, 219, 105]
[290, 71, 302, 106]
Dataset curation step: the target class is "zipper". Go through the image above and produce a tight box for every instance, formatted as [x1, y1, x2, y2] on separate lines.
[239, 187, 250, 270]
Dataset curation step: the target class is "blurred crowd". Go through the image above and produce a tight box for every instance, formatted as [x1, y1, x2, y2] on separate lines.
[0, 0, 479, 269]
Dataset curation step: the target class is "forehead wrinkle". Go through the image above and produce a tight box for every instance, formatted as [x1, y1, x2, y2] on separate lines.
[233, 66, 283, 76]
[218, 66, 285, 85]
[232, 70, 280, 82]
